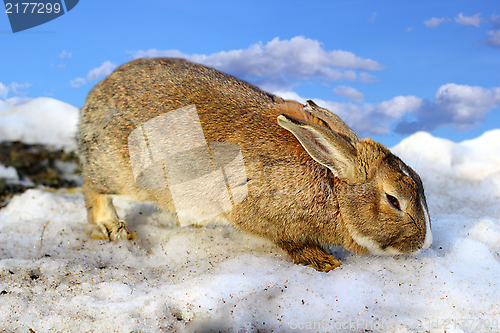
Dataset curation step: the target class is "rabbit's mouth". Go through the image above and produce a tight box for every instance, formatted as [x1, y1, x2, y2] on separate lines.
[348, 226, 431, 256]
[420, 198, 433, 251]
[348, 230, 403, 256]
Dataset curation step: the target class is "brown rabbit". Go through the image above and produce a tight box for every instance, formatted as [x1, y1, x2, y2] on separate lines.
[78, 58, 432, 271]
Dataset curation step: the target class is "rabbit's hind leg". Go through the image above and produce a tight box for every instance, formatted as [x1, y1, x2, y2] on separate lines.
[83, 180, 133, 241]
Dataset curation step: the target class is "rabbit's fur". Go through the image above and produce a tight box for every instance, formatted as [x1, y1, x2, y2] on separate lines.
[78, 58, 432, 271]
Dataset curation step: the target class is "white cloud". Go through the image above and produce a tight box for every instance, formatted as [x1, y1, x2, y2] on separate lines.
[338, 95, 422, 135]
[133, 49, 185, 59]
[86, 61, 116, 82]
[368, 13, 377, 24]
[0, 82, 31, 102]
[395, 84, 500, 133]
[424, 17, 450, 28]
[10, 82, 31, 94]
[271, 90, 306, 103]
[133, 36, 383, 90]
[377, 96, 423, 118]
[434, 84, 500, 128]
[455, 13, 481, 28]
[0, 82, 9, 99]
[486, 30, 500, 47]
[272, 92, 420, 135]
[358, 72, 379, 83]
[70, 77, 86, 88]
[333, 86, 365, 103]
[273, 83, 500, 136]
[484, 15, 500, 48]
[59, 50, 72, 58]
[70, 61, 116, 89]
[492, 14, 500, 28]
[315, 99, 387, 134]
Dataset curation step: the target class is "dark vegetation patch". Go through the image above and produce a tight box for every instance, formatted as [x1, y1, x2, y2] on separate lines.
[0, 141, 80, 208]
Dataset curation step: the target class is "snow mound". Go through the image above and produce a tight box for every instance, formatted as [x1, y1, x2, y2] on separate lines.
[0, 97, 79, 151]
[392, 130, 500, 219]
[0, 164, 19, 180]
[0, 100, 10, 114]
[392, 129, 500, 181]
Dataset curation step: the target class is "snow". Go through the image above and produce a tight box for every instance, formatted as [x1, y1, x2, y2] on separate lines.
[0, 97, 79, 151]
[0, 100, 10, 114]
[0, 164, 19, 181]
[1, 98, 499, 333]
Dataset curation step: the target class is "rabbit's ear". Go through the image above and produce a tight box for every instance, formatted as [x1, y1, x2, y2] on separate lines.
[304, 100, 360, 145]
[278, 114, 366, 184]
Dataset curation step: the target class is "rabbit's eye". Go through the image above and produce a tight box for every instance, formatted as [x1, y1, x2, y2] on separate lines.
[386, 194, 401, 211]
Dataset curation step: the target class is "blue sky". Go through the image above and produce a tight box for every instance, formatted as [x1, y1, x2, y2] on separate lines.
[1, 0, 499, 146]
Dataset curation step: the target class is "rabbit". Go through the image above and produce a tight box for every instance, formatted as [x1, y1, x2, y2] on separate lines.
[78, 57, 432, 271]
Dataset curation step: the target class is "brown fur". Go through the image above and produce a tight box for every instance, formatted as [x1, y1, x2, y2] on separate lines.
[78, 58, 432, 271]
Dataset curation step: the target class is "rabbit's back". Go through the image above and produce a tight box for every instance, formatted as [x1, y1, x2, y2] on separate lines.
[78, 58, 310, 210]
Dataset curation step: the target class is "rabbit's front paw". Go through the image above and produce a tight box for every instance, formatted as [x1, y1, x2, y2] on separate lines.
[282, 243, 342, 272]
[305, 254, 342, 272]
